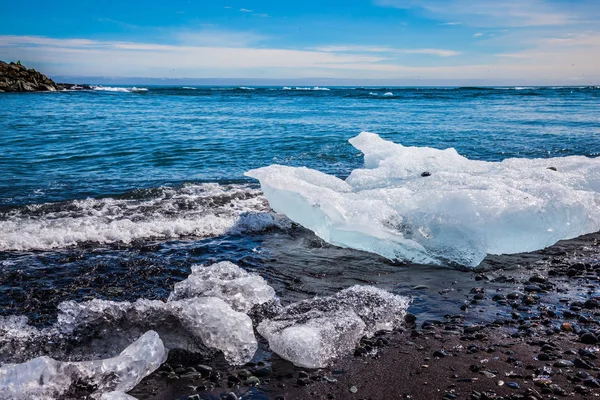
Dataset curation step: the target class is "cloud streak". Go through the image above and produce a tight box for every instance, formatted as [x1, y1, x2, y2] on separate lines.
[316, 45, 461, 56]
[375, 0, 586, 27]
[0, 32, 599, 83]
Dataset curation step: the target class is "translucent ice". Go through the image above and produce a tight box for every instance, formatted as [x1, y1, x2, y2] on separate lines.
[54, 296, 257, 365]
[0, 330, 165, 399]
[168, 261, 276, 312]
[0, 263, 262, 366]
[258, 285, 409, 368]
[246, 132, 600, 266]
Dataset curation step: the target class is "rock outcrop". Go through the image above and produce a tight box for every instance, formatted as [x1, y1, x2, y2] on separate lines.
[0, 61, 60, 92]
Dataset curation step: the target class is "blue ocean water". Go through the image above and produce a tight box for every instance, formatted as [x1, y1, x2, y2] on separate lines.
[1, 86, 599, 206]
[1, 85, 600, 399]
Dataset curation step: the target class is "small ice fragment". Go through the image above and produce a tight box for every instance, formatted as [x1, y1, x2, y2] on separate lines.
[258, 285, 409, 368]
[168, 261, 276, 312]
[0, 330, 165, 399]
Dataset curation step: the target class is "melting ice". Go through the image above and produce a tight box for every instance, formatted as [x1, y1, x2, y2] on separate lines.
[0, 260, 411, 396]
[258, 286, 410, 368]
[246, 132, 600, 267]
[0, 330, 166, 400]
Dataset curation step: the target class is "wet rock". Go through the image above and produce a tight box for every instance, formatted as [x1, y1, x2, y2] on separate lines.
[580, 332, 598, 344]
[529, 274, 547, 283]
[506, 381, 520, 389]
[0, 61, 62, 92]
[584, 376, 600, 388]
[433, 349, 448, 358]
[404, 313, 417, 324]
[574, 358, 595, 369]
[245, 376, 260, 386]
[224, 393, 238, 400]
[421, 171, 431, 177]
[584, 299, 600, 309]
[196, 364, 212, 377]
[553, 359, 574, 368]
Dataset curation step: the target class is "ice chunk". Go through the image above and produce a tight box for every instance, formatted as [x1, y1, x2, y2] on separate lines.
[258, 285, 409, 368]
[246, 132, 600, 266]
[0, 262, 266, 366]
[0, 330, 165, 399]
[54, 296, 257, 365]
[101, 392, 138, 400]
[168, 261, 276, 312]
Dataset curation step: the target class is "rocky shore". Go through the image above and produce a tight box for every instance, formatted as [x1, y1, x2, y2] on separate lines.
[128, 232, 600, 400]
[0, 60, 90, 92]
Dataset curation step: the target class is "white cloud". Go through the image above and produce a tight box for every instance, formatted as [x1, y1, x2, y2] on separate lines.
[1, 32, 599, 83]
[401, 48, 461, 56]
[375, 0, 584, 27]
[473, 33, 483, 37]
[438, 22, 462, 25]
[316, 45, 461, 56]
[253, 13, 270, 17]
[239, 8, 253, 12]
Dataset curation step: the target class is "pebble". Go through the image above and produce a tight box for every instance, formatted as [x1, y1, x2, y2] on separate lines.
[580, 332, 598, 344]
[404, 313, 417, 323]
[245, 376, 260, 386]
[433, 349, 448, 358]
[349, 385, 358, 393]
[224, 394, 238, 400]
[507, 381, 520, 389]
[553, 359, 574, 368]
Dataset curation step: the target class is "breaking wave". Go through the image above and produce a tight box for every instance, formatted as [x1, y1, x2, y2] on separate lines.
[91, 86, 148, 93]
[0, 183, 288, 251]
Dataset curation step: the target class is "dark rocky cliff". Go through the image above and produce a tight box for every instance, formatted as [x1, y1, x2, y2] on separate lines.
[0, 61, 60, 92]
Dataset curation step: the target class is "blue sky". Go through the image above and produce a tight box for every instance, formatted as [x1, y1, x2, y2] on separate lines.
[1, 0, 599, 84]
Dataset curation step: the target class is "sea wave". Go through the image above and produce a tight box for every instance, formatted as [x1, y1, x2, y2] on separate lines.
[91, 86, 148, 93]
[294, 86, 331, 91]
[0, 183, 288, 251]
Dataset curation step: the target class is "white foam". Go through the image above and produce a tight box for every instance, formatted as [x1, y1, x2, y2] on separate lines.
[258, 285, 409, 368]
[239, 87, 255, 90]
[168, 261, 276, 312]
[0, 183, 287, 251]
[246, 132, 600, 267]
[91, 86, 148, 93]
[282, 86, 292, 90]
[0, 330, 165, 400]
[181, 86, 197, 90]
[383, 92, 393, 96]
[294, 87, 330, 91]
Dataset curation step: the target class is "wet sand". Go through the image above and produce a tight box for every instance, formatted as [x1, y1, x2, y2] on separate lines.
[130, 232, 600, 400]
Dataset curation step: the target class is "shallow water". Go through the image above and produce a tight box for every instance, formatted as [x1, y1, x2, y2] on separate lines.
[1, 86, 600, 398]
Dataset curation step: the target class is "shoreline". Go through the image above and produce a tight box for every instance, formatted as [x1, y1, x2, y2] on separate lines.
[128, 231, 600, 400]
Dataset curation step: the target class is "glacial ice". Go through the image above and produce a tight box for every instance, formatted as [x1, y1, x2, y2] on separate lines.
[0, 263, 262, 366]
[0, 330, 165, 400]
[53, 296, 258, 365]
[258, 285, 410, 368]
[246, 132, 600, 266]
[168, 261, 276, 312]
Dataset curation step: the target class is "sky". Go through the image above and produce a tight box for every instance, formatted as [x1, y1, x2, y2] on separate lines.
[1, 0, 599, 84]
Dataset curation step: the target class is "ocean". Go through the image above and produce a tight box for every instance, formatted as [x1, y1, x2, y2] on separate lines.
[0, 85, 599, 399]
